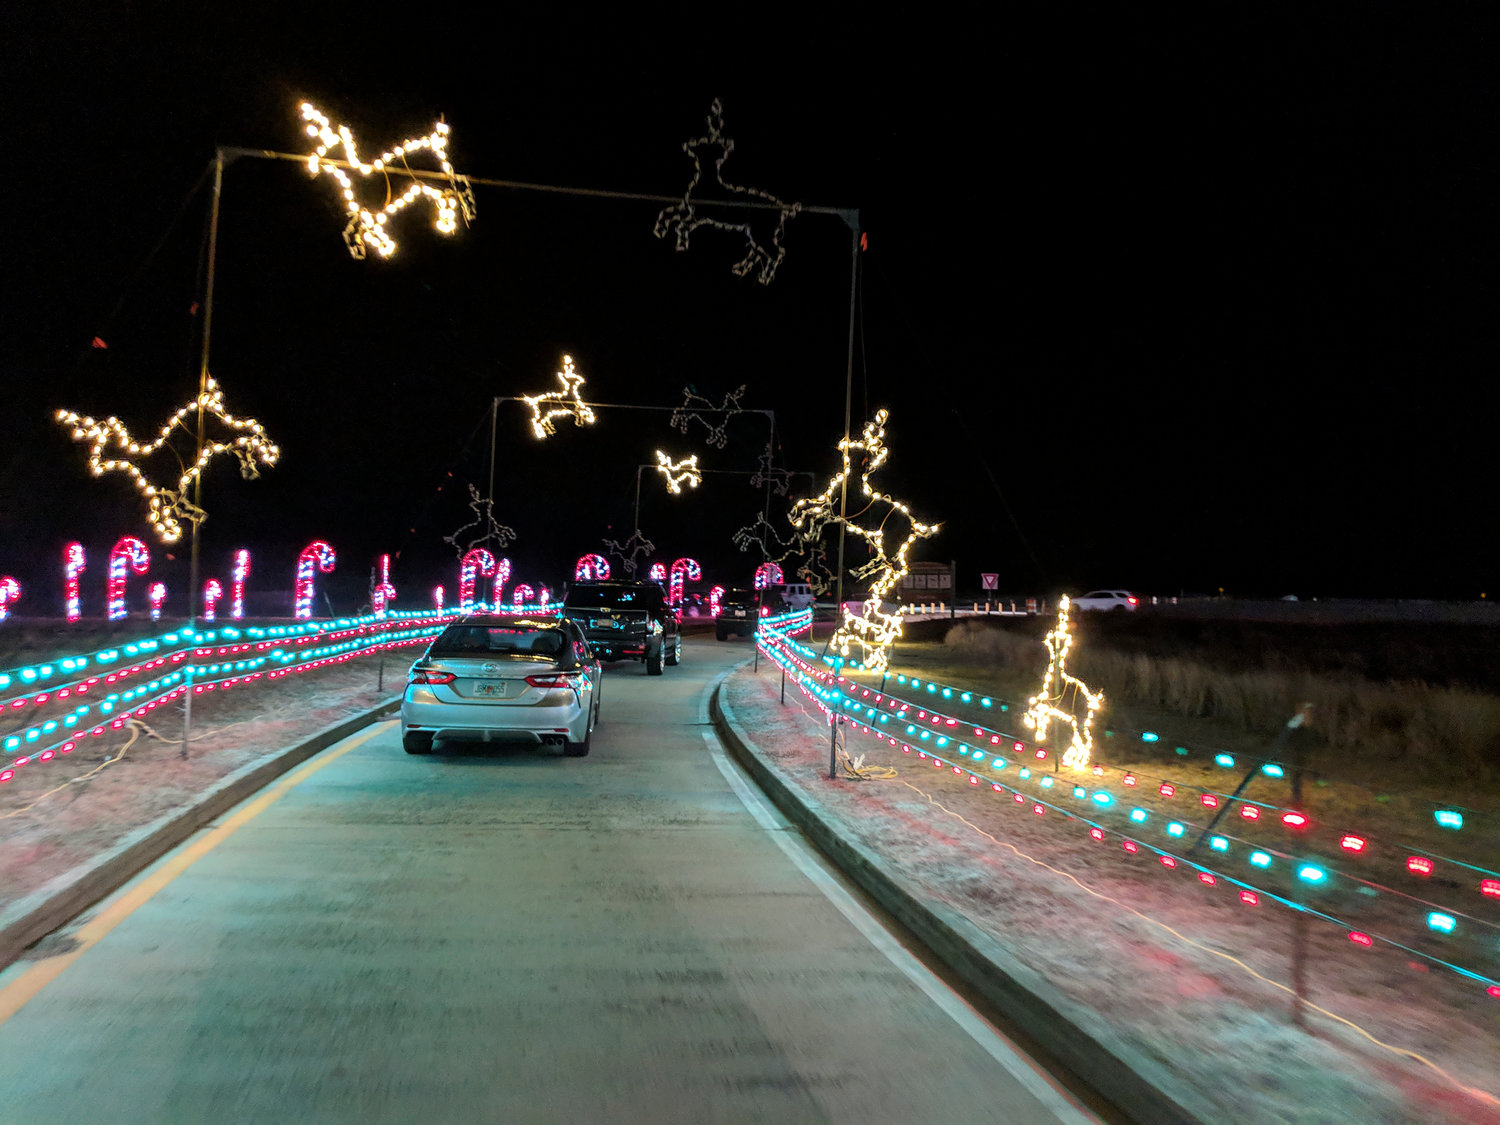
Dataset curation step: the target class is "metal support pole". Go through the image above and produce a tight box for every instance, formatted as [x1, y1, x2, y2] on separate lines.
[187, 150, 224, 626]
[182, 149, 224, 759]
[781, 666, 786, 705]
[830, 212, 859, 780]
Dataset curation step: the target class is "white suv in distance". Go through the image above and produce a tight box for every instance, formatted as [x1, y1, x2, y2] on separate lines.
[1070, 590, 1141, 612]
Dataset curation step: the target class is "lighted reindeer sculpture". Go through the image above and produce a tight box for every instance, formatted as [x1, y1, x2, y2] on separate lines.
[791, 409, 939, 675]
[1022, 595, 1106, 772]
[654, 99, 802, 285]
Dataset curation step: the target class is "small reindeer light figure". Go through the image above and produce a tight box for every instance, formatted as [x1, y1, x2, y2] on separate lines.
[1023, 595, 1105, 772]
[522, 356, 596, 439]
[299, 102, 476, 259]
[654, 451, 701, 495]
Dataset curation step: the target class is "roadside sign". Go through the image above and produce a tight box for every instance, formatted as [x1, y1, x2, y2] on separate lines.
[981, 573, 999, 590]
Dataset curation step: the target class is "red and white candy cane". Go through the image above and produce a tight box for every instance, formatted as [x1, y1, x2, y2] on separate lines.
[63, 542, 86, 622]
[433, 585, 445, 613]
[149, 581, 167, 621]
[492, 557, 512, 606]
[372, 554, 397, 617]
[708, 585, 725, 617]
[107, 536, 151, 621]
[511, 584, 535, 606]
[669, 558, 701, 611]
[574, 554, 610, 581]
[230, 548, 251, 620]
[0, 576, 20, 621]
[459, 548, 497, 612]
[203, 578, 223, 621]
[754, 562, 784, 589]
[294, 540, 336, 620]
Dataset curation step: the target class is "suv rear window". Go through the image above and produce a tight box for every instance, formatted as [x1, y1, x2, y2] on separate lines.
[565, 585, 663, 609]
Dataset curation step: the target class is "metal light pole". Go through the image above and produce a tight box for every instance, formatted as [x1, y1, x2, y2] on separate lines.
[829, 213, 859, 779]
[182, 147, 228, 757]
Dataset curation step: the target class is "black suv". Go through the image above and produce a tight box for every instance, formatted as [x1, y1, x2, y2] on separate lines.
[561, 581, 682, 675]
[716, 587, 785, 640]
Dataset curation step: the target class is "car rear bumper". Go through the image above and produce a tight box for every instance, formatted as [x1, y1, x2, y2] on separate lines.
[401, 696, 590, 743]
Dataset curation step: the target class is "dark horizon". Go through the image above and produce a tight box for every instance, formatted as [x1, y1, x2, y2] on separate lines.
[2, 5, 1494, 613]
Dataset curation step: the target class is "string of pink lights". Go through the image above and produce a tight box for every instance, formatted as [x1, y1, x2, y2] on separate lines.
[753, 619, 1500, 1000]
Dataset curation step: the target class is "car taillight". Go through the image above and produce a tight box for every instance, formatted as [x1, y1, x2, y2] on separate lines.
[410, 670, 456, 685]
[525, 673, 581, 688]
[1127, 596, 1139, 605]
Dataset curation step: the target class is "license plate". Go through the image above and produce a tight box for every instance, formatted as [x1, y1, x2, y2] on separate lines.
[474, 681, 508, 697]
[733, 610, 747, 617]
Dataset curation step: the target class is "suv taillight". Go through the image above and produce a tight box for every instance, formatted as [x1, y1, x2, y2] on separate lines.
[410, 670, 456, 685]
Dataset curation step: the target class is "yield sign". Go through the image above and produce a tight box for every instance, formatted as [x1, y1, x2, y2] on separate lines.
[981, 573, 999, 590]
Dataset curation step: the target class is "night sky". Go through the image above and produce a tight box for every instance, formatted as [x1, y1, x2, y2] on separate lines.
[2, 6, 1494, 616]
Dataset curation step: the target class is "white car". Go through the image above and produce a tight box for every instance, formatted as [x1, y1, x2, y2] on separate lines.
[401, 615, 601, 756]
[1070, 590, 1141, 613]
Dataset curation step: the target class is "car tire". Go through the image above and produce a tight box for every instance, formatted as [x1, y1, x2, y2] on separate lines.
[665, 636, 680, 666]
[715, 626, 727, 641]
[646, 648, 663, 675]
[403, 732, 433, 755]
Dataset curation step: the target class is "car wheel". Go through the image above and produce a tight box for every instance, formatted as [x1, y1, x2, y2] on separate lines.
[715, 627, 727, 641]
[646, 648, 663, 675]
[403, 732, 433, 755]
[666, 636, 680, 666]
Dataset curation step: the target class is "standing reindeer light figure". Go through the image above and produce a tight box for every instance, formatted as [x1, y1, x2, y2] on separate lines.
[1022, 595, 1106, 772]
[791, 409, 939, 675]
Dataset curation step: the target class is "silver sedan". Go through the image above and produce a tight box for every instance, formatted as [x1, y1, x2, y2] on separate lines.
[400, 616, 602, 756]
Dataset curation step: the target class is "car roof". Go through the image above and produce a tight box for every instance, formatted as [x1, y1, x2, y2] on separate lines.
[448, 615, 565, 628]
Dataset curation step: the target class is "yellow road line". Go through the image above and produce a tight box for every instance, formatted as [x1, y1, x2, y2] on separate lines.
[0, 725, 386, 1025]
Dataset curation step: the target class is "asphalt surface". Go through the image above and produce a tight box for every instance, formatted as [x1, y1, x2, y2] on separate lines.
[0, 637, 1098, 1124]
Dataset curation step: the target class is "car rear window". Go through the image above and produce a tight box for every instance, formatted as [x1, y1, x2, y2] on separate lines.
[431, 626, 567, 659]
[565, 586, 661, 609]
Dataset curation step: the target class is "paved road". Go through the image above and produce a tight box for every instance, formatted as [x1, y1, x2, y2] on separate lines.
[0, 637, 1098, 1124]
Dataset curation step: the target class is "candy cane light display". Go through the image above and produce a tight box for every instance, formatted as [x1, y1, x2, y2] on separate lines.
[1023, 595, 1105, 772]
[0, 577, 20, 621]
[106, 536, 151, 621]
[202, 579, 223, 622]
[459, 548, 496, 612]
[754, 562, 784, 589]
[148, 582, 167, 621]
[294, 540, 336, 620]
[648, 562, 667, 582]
[433, 586, 445, 613]
[63, 543, 86, 622]
[512, 584, 535, 606]
[55, 376, 279, 545]
[230, 548, 251, 620]
[492, 557, 512, 607]
[708, 585, 725, 617]
[668, 558, 701, 613]
[575, 554, 610, 581]
[299, 102, 476, 260]
[371, 555, 397, 617]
